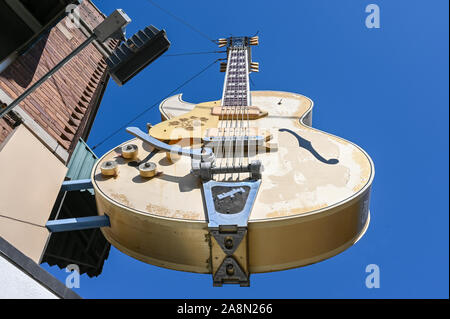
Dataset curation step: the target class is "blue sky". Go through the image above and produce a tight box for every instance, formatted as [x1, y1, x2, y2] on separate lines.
[42, 0, 449, 298]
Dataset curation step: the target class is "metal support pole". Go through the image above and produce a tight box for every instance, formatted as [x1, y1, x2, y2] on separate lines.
[61, 179, 93, 191]
[46, 215, 110, 233]
[0, 35, 96, 119]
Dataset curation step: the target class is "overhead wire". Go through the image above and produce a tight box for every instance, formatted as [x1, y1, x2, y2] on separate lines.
[162, 50, 225, 57]
[91, 59, 221, 150]
[144, 0, 219, 45]
[91, 1, 226, 150]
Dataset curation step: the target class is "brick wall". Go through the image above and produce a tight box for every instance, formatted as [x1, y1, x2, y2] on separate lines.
[0, 1, 117, 155]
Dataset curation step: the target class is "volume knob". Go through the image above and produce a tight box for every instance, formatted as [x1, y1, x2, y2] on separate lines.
[139, 162, 157, 178]
[100, 161, 118, 176]
[121, 144, 138, 159]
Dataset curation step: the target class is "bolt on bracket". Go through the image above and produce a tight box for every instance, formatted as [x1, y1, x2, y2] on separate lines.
[209, 226, 250, 287]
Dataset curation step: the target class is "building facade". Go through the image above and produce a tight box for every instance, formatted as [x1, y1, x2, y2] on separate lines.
[0, 0, 117, 160]
[0, 0, 115, 296]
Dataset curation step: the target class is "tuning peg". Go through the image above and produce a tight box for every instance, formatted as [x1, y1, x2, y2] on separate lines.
[249, 36, 259, 46]
[250, 62, 259, 72]
[220, 62, 227, 72]
[218, 38, 228, 48]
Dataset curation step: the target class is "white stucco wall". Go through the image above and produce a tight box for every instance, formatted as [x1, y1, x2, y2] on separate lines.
[0, 255, 59, 299]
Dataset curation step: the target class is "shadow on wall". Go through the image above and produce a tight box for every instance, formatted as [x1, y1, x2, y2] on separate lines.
[0, 33, 49, 88]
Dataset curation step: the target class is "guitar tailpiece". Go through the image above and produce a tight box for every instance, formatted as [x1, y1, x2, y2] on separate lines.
[203, 179, 261, 287]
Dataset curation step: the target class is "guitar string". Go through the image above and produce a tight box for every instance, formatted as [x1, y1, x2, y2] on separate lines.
[219, 49, 230, 180]
[239, 48, 248, 178]
[218, 47, 234, 180]
[234, 48, 243, 180]
[237, 48, 243, 177]
[230, 47, 249, 180]
[232, 48, 242, 179]
[216, 48, 229, 180]
[227, 48, 236, 180]
[239, 47, 247, 178]
[247, 47, 252, 171]
[246, 47, 251, 167]
[234, 47, 247, 180]
[232, 47, 248, 180]
[224, 47, 238, 180]
[216, 45, 250, 181]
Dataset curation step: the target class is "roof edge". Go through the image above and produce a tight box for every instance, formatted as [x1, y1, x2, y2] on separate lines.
[84, 0, 107, 18]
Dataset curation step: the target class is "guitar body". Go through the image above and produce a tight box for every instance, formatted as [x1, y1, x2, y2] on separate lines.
[92, 90, 374, 274]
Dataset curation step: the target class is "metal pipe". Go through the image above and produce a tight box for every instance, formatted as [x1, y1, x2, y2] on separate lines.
[68, 11, 115, 58]
[46, 215, 110, 233]
[61, 179, 93, 191]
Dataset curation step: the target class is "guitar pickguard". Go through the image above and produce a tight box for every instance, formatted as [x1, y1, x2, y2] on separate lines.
[149, 100, 220, 141]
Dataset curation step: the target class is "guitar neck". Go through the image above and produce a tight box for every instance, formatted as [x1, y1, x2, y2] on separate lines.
[221, 47, 251, 107]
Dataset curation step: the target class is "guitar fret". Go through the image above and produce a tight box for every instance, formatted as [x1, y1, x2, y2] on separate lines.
[221, 47, 250, 107]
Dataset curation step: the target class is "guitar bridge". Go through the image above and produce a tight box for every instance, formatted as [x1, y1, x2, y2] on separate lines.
[192, 160, 263, 180]
[202, 135, 265, 149]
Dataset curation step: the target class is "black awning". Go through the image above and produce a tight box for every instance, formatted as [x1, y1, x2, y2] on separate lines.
[42, 189, 110, 278]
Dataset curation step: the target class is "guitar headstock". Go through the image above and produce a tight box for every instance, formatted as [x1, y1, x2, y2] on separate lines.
[217, 36, 259, 48]
[218, 36, 259, 73]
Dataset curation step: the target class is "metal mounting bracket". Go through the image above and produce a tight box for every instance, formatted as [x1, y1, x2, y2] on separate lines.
[46, 215, 110, 233]
[209, 226, 250, 287]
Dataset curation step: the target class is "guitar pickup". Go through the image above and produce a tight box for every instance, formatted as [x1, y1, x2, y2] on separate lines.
[211, 106, 267, 120]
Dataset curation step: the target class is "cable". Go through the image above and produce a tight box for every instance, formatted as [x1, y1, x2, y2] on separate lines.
[144, 0, 218, 45]
[91, 59, 221, 150]
[162, 50, 226, 57]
